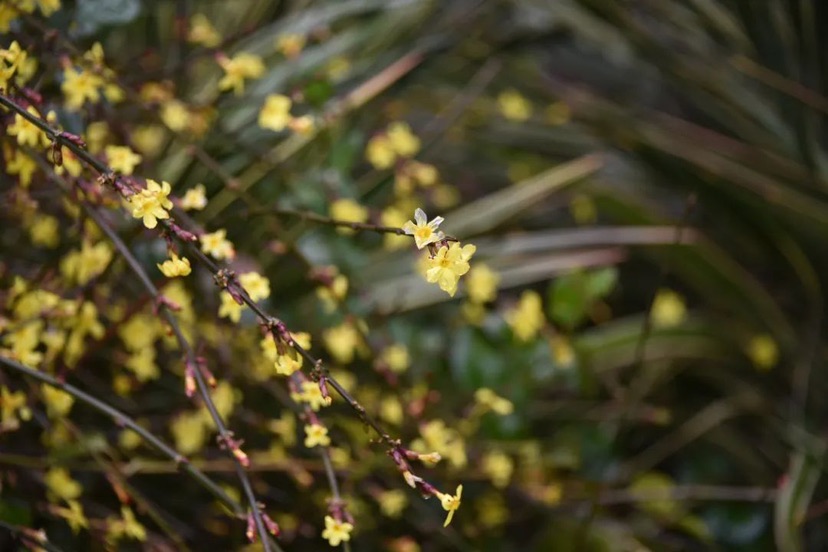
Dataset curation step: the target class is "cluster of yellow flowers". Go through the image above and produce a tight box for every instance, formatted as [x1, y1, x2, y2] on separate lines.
[129, 179, 173, 229]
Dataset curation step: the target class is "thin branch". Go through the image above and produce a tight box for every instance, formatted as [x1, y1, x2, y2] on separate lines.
[250, 207, 411, 236]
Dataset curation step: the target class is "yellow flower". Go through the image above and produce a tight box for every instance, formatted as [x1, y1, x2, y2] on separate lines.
[288, 114, 315, 135]
[424, 242, 476, 297]
[436, 485, 462, 527]
[317, 273, 349, 312]
[378, 489, 407, 518]
[104, 145, 142, 175]
[498, 89, 532, 121]
[330, 198, 368, 235]
[60, 240, 113, 285]
[44, 468, 82, 502]
[239, 271, 270, 301]
[5, 145, 37, 186]
[650, 289, 686, 328]
[130, 179, 173, 229]
[8, 106, 50, 148]
[402, 208, 445, 250]
[258, 94, 292, 131]
[298, 381, 329, 411]
[482, 451, 514, 488]
[747, 334, 779, 371]
[274, 354, 302, 376]
[1, 386, 31, 429]
[55, 500, 88, 534]
[550, 335, 575, 367]
[304, 423, 330, 448]
[180, 184, 207, 210]
[160, 100, 190, 132]
[379, 396, 403, 425]
[217, 52, 265, 95]
[321, 515, 353, 546]
[323, 322, 361, 364]
[505, 290, 545, 341]
[107, 506, 147, 543]
[188, 14, 221, 47]
[466, 264, 499, 304]
[62, 67, 103, 110]
[387, 122, 420, 157]
[29, 215, 60, 248]
[41, 385, 74, 418]
[125, 348, 160, 382]
[157, 253, 191, 278]
[380, 344, 409, 374]
[276, 34, 306, 59]
[171, 412, 207, 454]
[474, 388, 514, 415]
[200, 229, 235, 260]
[218, 291, 245, 323]
[365, 134, 395, 169]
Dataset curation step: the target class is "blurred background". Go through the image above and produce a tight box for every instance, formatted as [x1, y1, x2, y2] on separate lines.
[4, 0, 828, 550]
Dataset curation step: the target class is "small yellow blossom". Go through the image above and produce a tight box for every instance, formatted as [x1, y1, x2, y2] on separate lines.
[41, 385, 74, 418]
[379, 396, 403, 425]
[482, 451, 514, 488]
[402, 208, 445, 250]
[1, 386, 31, 429]
[45, 468, 82, 502]
[55, 500, 89, 534]
[498, 89, 532, 121]
[125, 348, 160, 382]
[188, 14, 221, 48]
[160, 100, 190, 132]
[304, 423, 330, 448]
[157, 253, 192, 278]
[650, 289, 686, 328]
[424, 242, 476, 297]
[239, 272, 270, 301]
[5, 146, 38, 186]
[380, 344, 410, 374]
[330, 198, 368, 235]
[171, 412, 207, 454]
[131, 125, 166, 157]
[218, 291, 245, 323]
[378, 489, 407, 518]
[365, 134, 396, 169]
[747, 334, 779, 371]
[8, 106, 50, 148]
[317, 273, 349, 312]
[321, 515, 353, 546]
[62, 67, 103, 110]
[550, 335, 575, 367]
[104, 145, 142, 175]
[107, 506, 147, 543]
[200, 229, 235, 260]
[28, 215, 59, 248]
[387, 122, 420, 157]
[276, 34, 306, 59]
[466, 264, 499, 303]
[323, 322, 361, 364]
[274, 354, 303, 377]
[298, 381, 329, 411]
[436, 485, 462, 527]
[60, 240, 113, 285]
[180, 184, 207, 210]
[474, 388, 514, 415]
[217, 52, 265, 95]
[258, 94, 292, 131]
[505, 290, 545, 341]
[130, 179, 173, 229]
